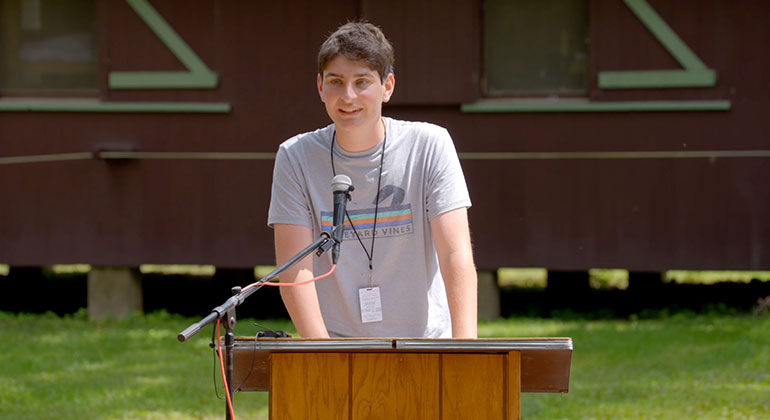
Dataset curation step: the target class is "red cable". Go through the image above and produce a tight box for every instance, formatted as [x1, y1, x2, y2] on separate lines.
[243, 264, 336, 290]
[216, 318, 236, 420]
[215, 264, 337, 420]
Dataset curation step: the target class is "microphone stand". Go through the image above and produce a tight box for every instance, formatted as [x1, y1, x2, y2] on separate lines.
[177, 232, 337, 420]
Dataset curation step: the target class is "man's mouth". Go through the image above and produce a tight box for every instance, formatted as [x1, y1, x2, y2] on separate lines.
[339, 108, 362, 115]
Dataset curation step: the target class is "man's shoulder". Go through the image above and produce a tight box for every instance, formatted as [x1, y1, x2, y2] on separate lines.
[279, 124, 334, 152]
[388, 118, 452, 153]
[389, 118, 448, 137]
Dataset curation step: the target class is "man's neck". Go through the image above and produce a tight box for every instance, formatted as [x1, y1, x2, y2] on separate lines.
[335, 118, 385, 153]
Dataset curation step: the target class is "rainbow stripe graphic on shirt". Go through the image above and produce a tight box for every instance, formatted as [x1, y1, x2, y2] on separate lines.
[321, 204, 414, 239]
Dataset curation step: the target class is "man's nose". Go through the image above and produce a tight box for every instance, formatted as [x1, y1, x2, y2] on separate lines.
[341, 82, 356, 100]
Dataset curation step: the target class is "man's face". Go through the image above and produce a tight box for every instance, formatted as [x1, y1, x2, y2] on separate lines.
[317, 55, 395, 132]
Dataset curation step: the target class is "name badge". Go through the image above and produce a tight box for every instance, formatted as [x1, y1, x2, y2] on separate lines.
[358, 287, 383, 323]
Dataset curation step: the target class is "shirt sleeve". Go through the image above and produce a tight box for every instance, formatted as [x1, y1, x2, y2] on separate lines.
[267, 143, 314, 229]
[424, 127, 472, 221]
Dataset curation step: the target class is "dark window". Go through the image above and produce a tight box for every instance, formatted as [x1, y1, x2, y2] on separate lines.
[0, 0, 97, 96]
[483, 0, 589, 96]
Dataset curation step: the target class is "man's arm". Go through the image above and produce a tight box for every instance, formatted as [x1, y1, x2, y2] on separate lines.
[430, 207, 478, 338]
[274, 223, 329, 338]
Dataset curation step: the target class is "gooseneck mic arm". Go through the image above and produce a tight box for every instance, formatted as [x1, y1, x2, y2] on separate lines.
[177, 175, 354, 420]
[331, 174, 354, 264]
[177, 174, 355, 420]
[177, 232, 333, 342]
[178, 175, 355, 343]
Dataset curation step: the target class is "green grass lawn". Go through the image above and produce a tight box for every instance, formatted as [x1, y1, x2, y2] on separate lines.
[1, 311, 768, 420]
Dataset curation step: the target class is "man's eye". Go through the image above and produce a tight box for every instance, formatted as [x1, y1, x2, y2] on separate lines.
[329, 79, 342, 85]
[356, 79, 371, 87]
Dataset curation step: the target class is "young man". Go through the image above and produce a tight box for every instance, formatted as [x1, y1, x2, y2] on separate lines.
[268, 22, 477, 338]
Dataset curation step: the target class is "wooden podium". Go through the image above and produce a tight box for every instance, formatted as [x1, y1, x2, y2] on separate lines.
[228, 338, 572, 420]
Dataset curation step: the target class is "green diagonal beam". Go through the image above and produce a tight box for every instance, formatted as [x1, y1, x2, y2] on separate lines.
[598, 0, 717, 89]
[624, 0, 707, 70]
[109, 0, 218, 89]
[125, 0, 210, 72]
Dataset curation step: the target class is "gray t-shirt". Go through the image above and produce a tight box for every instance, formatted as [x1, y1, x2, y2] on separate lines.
[268, 117, 471, 338]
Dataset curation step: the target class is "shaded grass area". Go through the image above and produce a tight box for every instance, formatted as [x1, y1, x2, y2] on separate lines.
[3, 267, 770, 320]
[499, 280, 770, 319]
[1, 311, 768, 420]
[0, 311, 294, 420]
[482, 317, 770, 419]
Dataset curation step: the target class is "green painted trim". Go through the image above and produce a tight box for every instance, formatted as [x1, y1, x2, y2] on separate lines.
[597, 0, 717, 89]
[124, 0, 210, 72]
[109, 0, 219, 89]
[458, 150, 770, 160]
[598, 69, 716, 89]
[5, 150, 767, 166]
[0, 101, 231, 113]
[0, 152, 94, 165]
[460, 100, 731, 113]
[109, 71, 218, 89]
[97, 151, 275, 160]
[623, 0, 707, 70]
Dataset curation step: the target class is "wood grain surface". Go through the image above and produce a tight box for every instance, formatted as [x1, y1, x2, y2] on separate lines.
[351, 353, 440, 420]
[270, 353, 350, 420]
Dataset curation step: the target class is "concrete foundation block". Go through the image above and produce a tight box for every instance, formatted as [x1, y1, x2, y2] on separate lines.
[88, 267, 143, 320]
[477, 270, 501, 321]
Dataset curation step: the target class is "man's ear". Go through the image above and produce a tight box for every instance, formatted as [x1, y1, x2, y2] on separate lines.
[317, 74, 325, 103]
[382, 72, 395, 103]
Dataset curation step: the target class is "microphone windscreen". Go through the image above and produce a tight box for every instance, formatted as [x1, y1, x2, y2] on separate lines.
[331, 174, 353, 193]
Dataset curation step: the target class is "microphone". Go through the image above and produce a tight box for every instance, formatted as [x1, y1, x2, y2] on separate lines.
[331, 174, 354, 264]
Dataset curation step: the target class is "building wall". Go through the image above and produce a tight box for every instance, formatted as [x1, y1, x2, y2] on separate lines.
[1, 0, 767, 270]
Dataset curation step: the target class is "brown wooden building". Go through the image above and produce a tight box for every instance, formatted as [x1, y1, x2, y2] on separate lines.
[1, 0, 768, 277]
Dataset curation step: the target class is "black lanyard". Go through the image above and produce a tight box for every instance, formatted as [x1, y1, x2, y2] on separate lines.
[330, 124, 386, 272]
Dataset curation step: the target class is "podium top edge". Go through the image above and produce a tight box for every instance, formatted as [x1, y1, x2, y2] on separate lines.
[395, 338, 572, 351]
[235, 339, 395, 350]
[233, 337, 573, 352]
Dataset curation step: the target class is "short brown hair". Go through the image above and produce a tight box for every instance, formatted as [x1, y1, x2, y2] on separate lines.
[318, 21, 395, 82]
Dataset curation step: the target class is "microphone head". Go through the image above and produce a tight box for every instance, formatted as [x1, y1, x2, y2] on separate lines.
[331, 174, 353, 193]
